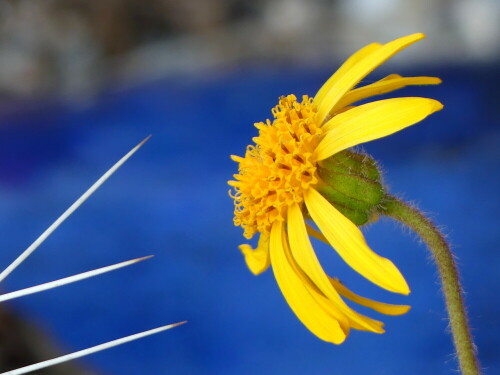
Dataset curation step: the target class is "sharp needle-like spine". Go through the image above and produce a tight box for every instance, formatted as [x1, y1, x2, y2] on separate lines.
[0, 256, 153, 303]
[0, 321, 187, 375]
[0, 136, 151, 283]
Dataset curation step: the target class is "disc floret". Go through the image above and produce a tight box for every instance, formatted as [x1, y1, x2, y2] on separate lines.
[229, 94, 323, 239]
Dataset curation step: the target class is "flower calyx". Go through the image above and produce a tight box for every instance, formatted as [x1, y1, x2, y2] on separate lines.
[315, 150, 385, 226]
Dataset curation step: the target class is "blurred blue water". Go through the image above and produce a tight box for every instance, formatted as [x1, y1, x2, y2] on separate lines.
[0, 64, 498, 375]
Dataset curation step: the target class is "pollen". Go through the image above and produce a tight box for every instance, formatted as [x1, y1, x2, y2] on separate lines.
[229, 94, 323, 239]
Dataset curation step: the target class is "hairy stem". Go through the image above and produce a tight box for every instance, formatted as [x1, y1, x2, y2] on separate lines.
[381, 195, 481, 375]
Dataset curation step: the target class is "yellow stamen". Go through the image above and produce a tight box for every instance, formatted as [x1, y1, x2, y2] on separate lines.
[229, 94, 322, 239]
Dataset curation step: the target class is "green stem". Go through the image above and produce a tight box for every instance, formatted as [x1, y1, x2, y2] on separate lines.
[380, 195, 481, 375]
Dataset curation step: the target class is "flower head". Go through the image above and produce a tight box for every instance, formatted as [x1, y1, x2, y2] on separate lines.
[228, 33, 443, 344]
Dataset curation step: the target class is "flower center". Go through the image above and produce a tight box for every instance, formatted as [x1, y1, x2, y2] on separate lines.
[229, 94, 323, 239]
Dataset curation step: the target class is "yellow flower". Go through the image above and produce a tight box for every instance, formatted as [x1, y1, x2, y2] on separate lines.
[228, 33, 443, 344]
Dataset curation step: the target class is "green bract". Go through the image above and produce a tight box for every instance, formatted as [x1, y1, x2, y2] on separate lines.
[316, 150, 384, 226]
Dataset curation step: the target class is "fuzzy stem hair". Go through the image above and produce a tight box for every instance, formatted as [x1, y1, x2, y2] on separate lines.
[380, 195, 481, 375]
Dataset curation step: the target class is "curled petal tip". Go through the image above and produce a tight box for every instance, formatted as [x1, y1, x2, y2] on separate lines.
[429, 99, 444, 113]
[389, 33, 426, 46]
[435, 101, 444, 111]
[388, 272, 411, 295]
[409, 32, 426, 40]
[398, 282, 411, 296]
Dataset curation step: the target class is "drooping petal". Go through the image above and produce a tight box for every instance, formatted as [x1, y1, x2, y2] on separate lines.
[314, 43, 382, 106]
[331, 74, 442, 113]
[315, 33, 426, 124]
[239, 233, 271, 275]
[315, 97, 443, 161]
[306, 223, 328, 244]
[287, 203, 384, 333]
[288, 224, 354, 339]
[330, 278, 411, 316]
[305, 188, 410, 295]
[269, 221, 348, 344]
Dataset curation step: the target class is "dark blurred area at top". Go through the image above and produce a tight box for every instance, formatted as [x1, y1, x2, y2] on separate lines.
[0, 0, 498, 99]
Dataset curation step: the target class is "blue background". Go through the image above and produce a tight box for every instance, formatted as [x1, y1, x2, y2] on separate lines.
[0, 63, 498, 374]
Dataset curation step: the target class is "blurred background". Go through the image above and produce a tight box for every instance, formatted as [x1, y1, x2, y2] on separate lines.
[0, 0, 498, 374]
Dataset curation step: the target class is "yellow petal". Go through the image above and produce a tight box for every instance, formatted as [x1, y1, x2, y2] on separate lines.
[332, 75, 442, 113]
[314, 43, 382, 107]
[315, 33, 426, 123]
[239, 233, 270, 275]
[315, 97, 443, 161]
[269, 221, 348, 344]
[279, 221, 351, 335]
[306, 223, 328, 244]
[305, 188, 410, 294]
[330, 278, 411, 316]
[287, 203, 384, 333]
